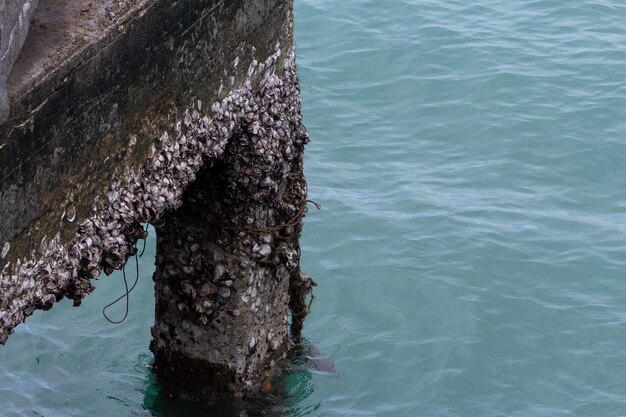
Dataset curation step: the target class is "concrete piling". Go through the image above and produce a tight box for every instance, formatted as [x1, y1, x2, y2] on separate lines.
[0, 0, 313, 395]
[150, 57, 310, 393]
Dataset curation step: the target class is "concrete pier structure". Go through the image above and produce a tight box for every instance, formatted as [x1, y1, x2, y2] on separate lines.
[0, 0, 38, 121]
[0, 0, 313, 394]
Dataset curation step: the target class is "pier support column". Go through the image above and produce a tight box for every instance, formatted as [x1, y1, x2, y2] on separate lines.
[150, 70, 310, 394]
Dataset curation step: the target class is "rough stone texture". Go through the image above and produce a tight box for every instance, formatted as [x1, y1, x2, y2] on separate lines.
[0, 0, 315, 394]
[151, 61, 309, 393]
[0, 0, 37, 122]
[0, 0, 292, 271]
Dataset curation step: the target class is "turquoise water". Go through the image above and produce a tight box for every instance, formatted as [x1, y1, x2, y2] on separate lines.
[2, 0, 626, 415]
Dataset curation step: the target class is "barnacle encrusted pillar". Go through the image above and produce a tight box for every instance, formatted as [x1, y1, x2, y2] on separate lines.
[0, 0, 316, 393]
[150, 61, 310, 394]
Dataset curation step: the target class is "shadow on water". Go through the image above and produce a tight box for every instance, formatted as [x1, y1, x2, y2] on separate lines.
[140, 340, 332, 417]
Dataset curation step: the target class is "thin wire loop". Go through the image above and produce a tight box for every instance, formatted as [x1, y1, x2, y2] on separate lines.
[102, 250, 141, 324]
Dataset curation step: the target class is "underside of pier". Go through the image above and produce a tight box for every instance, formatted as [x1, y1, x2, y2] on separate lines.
[0, 0, 313, 394]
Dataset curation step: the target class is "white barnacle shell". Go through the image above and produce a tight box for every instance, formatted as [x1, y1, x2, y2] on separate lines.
[1, 242, 10, 259]
[66, 206, 77, 222]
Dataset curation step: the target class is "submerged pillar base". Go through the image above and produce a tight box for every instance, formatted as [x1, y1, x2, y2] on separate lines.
[150, 60, 310, 394]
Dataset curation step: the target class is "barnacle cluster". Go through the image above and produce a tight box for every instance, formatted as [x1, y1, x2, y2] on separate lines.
[0, 49, 311, 356]
[150, 48, 311, 390]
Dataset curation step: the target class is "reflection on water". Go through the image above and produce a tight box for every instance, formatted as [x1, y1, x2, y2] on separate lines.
[141, 342, 327, 417]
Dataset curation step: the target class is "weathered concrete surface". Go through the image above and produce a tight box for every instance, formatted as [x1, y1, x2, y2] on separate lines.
[0, 0, 313, 394]
[0, 0, 37, 122]
[151, 61, 309, 393]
